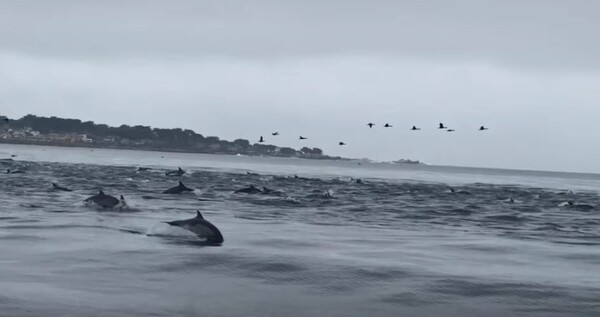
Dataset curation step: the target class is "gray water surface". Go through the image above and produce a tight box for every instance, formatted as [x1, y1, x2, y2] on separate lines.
[1, 144, 599, 317]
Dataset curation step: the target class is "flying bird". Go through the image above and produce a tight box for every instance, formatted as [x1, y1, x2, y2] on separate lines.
[259, 136, 265, 143]
[367, 123, 375, 128]
[411, 126, 420, 131]
[479, 126, 489, 131]
[439, 123, 447, 129]
[339, 142, 346, 146]
[272, 132, 279, 136]
[299, 136, 307, 140]
[384, 123, 393, 128]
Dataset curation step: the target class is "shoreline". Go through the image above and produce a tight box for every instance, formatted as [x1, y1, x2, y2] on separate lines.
[0, 139, 348, 161]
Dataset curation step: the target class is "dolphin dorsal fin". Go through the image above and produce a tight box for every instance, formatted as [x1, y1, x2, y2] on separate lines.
[52, 183, 58, 187]
[179, 181, 185, 187]
[179, 167, 184, 172]
[196, 211, 204, 219]
[99, 190, 105, 195]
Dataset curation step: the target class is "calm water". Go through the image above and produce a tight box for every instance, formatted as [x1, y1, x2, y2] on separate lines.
[1, 144, 599, 317]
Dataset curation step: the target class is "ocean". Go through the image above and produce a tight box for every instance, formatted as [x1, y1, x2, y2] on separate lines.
[1, 143, 599, 317]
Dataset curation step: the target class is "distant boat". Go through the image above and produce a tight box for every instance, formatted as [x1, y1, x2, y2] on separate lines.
[393, 159, 422, 165]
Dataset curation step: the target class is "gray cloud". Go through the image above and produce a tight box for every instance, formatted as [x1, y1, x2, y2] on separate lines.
[1, 0, 599, 70]
[1, 0, 599, 172]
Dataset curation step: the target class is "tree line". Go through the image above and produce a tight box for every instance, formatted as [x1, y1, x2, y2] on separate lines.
[2, 114, 326, 157]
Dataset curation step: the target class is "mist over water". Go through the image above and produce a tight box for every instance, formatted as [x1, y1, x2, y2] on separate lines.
[1, 144, 599, 317]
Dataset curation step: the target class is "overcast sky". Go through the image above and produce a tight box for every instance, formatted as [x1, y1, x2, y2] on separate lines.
[1, 0, 599, 173]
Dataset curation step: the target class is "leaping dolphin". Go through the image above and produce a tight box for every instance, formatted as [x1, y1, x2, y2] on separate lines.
[165, 211, 224, 245]
[234, 184, 262, 194]
[163, 181, 194, 194]
[84, 191, 120, 208]
[51, 183, 72, 192]
[165, 167, 185, 177]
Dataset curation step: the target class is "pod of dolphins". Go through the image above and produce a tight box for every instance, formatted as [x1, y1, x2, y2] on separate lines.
[46, 166, 224, 245]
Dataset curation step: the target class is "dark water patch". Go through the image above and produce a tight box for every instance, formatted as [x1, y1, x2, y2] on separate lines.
[0, 216, 20, 221]
[19, 204, 44, 209]
[0, 234, 45, 241]
[428, 279, 568, 299]
[380, 292, 447, 306]
[0, 224, 112, 231]
[6, 218, 41, 224]
[484, 214, 529, 222]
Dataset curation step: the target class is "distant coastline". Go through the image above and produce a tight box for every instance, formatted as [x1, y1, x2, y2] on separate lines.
[0, 114, 348, 160]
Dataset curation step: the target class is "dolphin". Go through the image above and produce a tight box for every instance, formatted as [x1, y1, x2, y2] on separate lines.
[260, 186, 285, 196]
[163, 181, 194, 194]
[367, 122, 375, 128]
[119, 195, 128, 209]
[339, 142, 346, 146]
[165, 211, 224, 245]
[165, 167, 185, 177]
[51, 182, 72, 192]
[84, 191, 120, 208]
[137, 167, 151, 172]
[306, 190, 334, 199]
[6, 169, 24, 174]
[234, 184, 262, 194]
[262, 186, 275, 194]
[559, 201, 594, 211]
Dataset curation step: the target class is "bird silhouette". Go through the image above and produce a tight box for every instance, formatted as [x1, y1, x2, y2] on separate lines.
[339, 142, 346, 146]
[259, 136, 265, 143]
[367, 123, 375, 128]
[479, 126, 489, 131]
[272, 132, 279, 136]
[299, 136, 307, 140]
[411, 126, 420, 131]
[439, 123, 447, 129]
